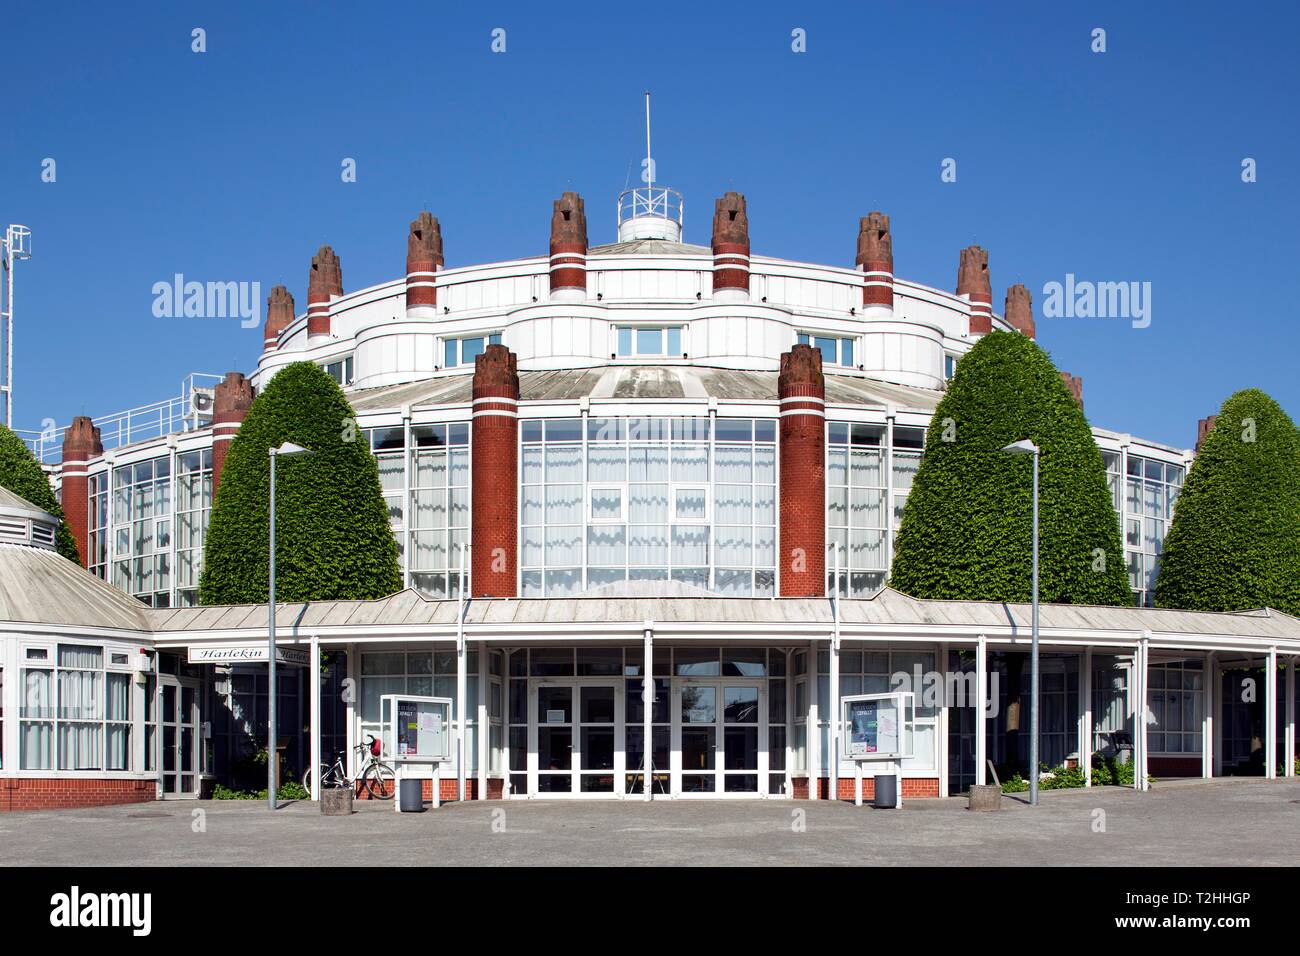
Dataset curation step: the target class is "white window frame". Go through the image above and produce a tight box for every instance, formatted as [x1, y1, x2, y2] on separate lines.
[614, 325, 684, 358]
[797, 332, 856, 368]
[443, 333, 502, 369]
[587, 485, 627, 523]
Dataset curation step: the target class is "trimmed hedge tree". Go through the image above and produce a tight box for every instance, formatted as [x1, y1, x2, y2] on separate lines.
[0, 424, 80, 563]
[198, 361, 402, 605]
[1154, 389, 1300, 615]
[890, 331, 1130, 605]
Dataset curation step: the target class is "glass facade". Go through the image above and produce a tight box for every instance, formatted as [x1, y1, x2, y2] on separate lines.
[88, 449, 212, 608]
[520, 417, 777, 597]
[826, 422, 925, 598]
[1122, 453, 1185, 606]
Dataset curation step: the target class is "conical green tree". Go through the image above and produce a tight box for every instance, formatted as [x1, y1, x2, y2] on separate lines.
[890, 331, 1130, 605]
[0, 424, 80, 563]
[1154, 389, 1300, 615]
[198, 362, 402, 605]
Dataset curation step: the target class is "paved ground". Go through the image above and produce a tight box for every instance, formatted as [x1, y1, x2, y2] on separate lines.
[1, 778, 1296, 866]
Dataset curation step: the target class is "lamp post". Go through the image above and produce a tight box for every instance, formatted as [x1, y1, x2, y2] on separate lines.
[268, 442, 313, 810]
[1002, 439, 1040, 807]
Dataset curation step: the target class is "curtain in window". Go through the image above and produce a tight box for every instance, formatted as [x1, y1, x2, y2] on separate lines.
[672, 445, 708, 483]
[587, 525, 626, 566]
[106, 673, 132, 771]
[545, 445, 582, 483]
[851, 448, 883, 487]
[713, 483, 752, 526]
[587, 447, 626, 483]
[714, 447, 750, 484]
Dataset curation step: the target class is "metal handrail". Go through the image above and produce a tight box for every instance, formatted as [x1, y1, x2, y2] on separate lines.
[617, 185, 684, 228]
[17, 372, 224, 465]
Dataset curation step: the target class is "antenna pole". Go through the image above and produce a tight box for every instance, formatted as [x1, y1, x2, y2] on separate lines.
[645, 91, 652, 188]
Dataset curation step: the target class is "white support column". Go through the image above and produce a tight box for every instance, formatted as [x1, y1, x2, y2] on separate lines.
[829, 545, 841, 803]
[345, 643, 357, 779]
[477, 641, 488, 800]
[1210, 652, 1222, 778]
[309, 632, 321, 801]
[1134, 636, 1149, 792]
[1082, 648, 1093, 787]
[1286, 659, 1296, 778]
[975, 635, 988, 787]
[1203, 652, 1215, 779]
[1265, 647, 1278, 780]
[456, 545, 469, 803]
[643, 623, 654, 802]
[807, 638, 820, 800]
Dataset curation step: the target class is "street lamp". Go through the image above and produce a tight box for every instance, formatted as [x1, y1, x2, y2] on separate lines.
[1002, 438, 1040, 807]
[268, 441, 313, 809]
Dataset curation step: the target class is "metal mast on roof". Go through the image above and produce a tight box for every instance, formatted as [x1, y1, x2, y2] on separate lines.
[1, 225, 32, 428]
[645, 91, 653, 187]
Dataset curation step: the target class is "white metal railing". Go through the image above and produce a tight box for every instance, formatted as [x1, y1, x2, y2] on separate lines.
[18, 372, 224, 465]
[617, 185, 684, 229]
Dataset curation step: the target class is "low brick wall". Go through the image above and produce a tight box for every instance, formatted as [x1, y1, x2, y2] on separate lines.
[1, 777, 156, 812]
[1149, 756, 1202, 778]
[792, 776, 941, 800]
[354, 777, 505, 801]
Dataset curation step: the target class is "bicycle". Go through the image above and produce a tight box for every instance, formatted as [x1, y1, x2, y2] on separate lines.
[302, 734, 396, 799]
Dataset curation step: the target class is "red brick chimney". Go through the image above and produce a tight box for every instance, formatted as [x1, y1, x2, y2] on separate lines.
[61, 416, 103, 569]
[778, 344, 826, 597]
[549, 192, 587, 302]
[307, 246, 343, 341]
[406, 211, 443, 314]
[1004, 284, 1035, 338]
[856, 212, 893, 312]
[212, 372, 255, 498]
[1060, 371, 1084, 409]
[263, 285, 295, 351]
[471, 344, 520, 597]
[957, 246, 992, 335]
[1196, 415, 1217, 451]
[711, 192, 750, 302]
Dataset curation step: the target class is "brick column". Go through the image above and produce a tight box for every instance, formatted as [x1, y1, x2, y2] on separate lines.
[1004, 284, 1035, 338]
[262, 285, 295, 351]
[1196, 415, 1217, 451]
[778, 344, 826, 597]
[406, 211, 443, 315]
[212, 372, 255, 497]
[549, 192, 587, 302]
[307, 245, 343, 342]
[471, 344, 520, 597]
[957, 245, 992, 335]
[711, 192, 750, 302]
[856, 211, 893, 313]
[61, 416, 103, 569]
[1060, 371, 1084, 409]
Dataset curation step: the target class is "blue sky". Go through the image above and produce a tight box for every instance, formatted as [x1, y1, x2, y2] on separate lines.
[2, 0, 1296, 449]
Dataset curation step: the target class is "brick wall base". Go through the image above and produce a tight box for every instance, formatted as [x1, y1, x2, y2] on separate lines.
[354, 778, 505, 801]
[1, 777, 156, 812]
[792, 776, 941, 800]
[1149, 756, 1202, 778]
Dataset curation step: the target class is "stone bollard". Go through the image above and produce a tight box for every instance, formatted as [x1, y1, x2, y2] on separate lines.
[968, 784, 1002, 811]
[320, 786, 354, 816]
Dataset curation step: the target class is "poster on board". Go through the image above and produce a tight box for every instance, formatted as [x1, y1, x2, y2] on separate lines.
[382, 695, 451, 762]
[840, 692, 911, 759]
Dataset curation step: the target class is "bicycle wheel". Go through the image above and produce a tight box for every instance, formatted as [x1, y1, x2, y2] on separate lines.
[364, 761, 396, 800]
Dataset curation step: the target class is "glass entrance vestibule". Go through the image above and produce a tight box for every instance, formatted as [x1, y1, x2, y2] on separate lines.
[352, 644, 793, 799]
[510, 646, 785, 798]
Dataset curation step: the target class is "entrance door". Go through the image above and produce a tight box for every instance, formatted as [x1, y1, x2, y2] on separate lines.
[160, 676, 201, 796]
[529, 681, 624, 796]
[673, 680, 767, 796]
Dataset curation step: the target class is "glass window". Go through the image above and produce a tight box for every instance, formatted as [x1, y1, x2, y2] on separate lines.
[615, 327, 683, 358]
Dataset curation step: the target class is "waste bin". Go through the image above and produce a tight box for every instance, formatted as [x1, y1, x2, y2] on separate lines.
[873, 773, 898, 809]
[398, 778, 424, 813]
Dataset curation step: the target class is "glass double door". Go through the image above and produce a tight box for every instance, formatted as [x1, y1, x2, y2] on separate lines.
[672, 679, 767, 796]
[528, 681, 625, 796]
[160, 676, 201, 796]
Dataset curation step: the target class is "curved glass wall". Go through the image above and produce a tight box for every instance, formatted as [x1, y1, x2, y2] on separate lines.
[519, 417, 778, 597]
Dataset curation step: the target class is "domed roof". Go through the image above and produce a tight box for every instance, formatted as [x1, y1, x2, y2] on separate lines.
[0, 486, 152, 631]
